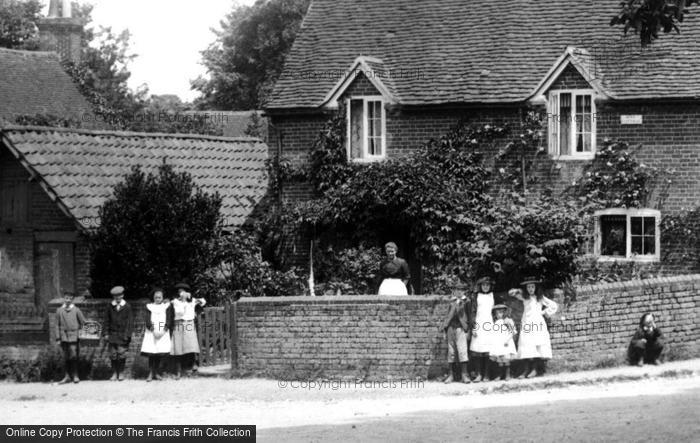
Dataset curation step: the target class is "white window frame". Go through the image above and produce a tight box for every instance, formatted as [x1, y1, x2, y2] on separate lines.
[547, 89, 596, 160]
[345, 95, 386, 163]
[594, 208, 661, 262]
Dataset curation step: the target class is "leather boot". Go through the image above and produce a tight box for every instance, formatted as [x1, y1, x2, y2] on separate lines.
[460, 362, 470, 383]
[503, 365, 510, 381]
[146, 358, 154, 382]
[109, 360, 118, 381]
[444, 363, 456, 383]
[71, 360, 80, 383]
[472, 356, 483, 383]
[117, 359, 126, 381]
[525, 359, 537, 378]
[481, 356, 489, 381]
[59, 362, 71, 384]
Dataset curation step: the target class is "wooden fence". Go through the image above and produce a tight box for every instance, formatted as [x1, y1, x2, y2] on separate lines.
[196, 304, 238, 367]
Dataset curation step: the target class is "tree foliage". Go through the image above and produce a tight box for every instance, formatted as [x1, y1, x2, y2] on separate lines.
[90, 165, 223, 298]
[193, 0, 311, 110]
[611, 0, 700, 45]
[0, 0, 42, 50]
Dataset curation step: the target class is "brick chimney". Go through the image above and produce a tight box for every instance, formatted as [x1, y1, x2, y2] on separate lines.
[37, 0, 82, 64]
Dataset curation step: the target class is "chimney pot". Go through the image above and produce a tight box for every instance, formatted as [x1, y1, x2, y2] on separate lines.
[48, 0, 60, 18]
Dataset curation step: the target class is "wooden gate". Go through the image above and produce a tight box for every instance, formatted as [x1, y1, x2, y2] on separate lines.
[196, 303, 238, 367]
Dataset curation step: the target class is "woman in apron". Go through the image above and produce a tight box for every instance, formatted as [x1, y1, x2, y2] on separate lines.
[377, 242, 411, 295]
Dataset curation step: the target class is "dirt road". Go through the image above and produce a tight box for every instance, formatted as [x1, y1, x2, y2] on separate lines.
[1, 374, 699, 442]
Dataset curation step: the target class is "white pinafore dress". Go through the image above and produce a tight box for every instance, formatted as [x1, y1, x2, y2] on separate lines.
[469, 292, 495, 353]
[517, 296, 558, 359]
[140, 302, 171, 355]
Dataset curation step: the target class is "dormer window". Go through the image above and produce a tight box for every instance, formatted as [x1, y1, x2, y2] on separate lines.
[547, 90, 596, 159]
[347, 96, 386, 162]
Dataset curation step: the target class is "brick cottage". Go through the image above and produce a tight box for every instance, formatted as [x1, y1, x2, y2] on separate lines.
[264, 0, 700, 281]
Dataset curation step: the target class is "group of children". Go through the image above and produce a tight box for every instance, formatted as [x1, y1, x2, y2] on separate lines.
[442, 275, 559, 383]
[442, 276, 668, 383]
[54, 283, 206, 383]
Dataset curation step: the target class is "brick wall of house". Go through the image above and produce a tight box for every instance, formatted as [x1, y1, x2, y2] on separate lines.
[234, 275, 700, 380]
[268, 75, 700, 273]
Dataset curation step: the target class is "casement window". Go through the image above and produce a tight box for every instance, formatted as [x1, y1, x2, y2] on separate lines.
[547, 90, 596, 159]
[594, 209, 660, 261]
[346, 96, 386, 162]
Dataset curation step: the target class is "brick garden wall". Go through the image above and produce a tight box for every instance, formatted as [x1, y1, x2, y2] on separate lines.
[234, 275, 700, 380]
[47, 298, 152, 377]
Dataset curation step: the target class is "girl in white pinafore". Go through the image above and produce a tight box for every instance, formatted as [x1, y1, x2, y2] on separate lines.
[140, 288, 172, 382]
[508, 277, 558, 378]
[469, 276, 497, 382]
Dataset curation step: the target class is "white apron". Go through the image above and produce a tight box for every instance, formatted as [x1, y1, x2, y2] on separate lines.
[517, 297, 556, 359]
[470, 292, 495, 353]
[378, 278, 408, 296]
[140, 303, 171, 355]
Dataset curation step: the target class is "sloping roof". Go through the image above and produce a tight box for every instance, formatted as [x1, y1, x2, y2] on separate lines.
[0, 49, 95, 122]
[267, 0, 700, 110]
[0, 126, 269, 229]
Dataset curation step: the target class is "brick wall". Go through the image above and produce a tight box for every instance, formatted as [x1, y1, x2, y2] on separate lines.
[269, 97, 700, 272]
[47, 298, 152, 376]
[234, 275, 700, 380]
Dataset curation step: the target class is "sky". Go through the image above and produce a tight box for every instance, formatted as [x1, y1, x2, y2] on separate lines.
[45, 0, 257, 102]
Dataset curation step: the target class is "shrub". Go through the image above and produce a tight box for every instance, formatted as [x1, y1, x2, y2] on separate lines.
[90, 164, 223, 298]
[195, 229, 306, 300]
[313, 245, 382, 295]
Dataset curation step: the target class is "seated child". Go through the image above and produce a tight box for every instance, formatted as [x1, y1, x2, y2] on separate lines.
[489, 304, 517, 381]
[441, 293, 472, 383]
[628, 312, 665, 366]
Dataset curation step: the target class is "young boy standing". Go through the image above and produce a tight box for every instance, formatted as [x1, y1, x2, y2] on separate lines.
[441, 293, 472, 383]
[103, 286, 133, 381]
[55, 292, 86, 384]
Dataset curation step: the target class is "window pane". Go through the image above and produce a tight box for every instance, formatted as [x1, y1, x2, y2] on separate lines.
[349, 99, 363, 159]
[600, 215, 627, 256]
[644, 217, 656, 236]
[631, 236, 643, 255]
[560, 93, 571, 156]
[631, 217, 643, 236]
[643, 236, 656, 254]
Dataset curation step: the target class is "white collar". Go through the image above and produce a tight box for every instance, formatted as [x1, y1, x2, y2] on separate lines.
[111, 299, 126, 307]
[62, 303, 75, 310]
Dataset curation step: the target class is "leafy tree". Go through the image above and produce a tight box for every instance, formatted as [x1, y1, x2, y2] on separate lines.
[89, 164, 223, 298]
[611, 0, 700, 45]
[193, 0, 311, 110]
[0, 0, 42, 50]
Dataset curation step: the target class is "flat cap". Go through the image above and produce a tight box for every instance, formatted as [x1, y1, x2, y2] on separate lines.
[110, 286, 125, 296]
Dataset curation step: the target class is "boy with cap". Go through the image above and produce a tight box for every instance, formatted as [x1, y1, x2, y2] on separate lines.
[103, 286, 133, 381]
[55, 292, 86, 384]
[441, 292, 472, 383]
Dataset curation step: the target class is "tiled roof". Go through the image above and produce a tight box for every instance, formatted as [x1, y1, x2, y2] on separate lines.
[267, 0, 700, 110]
[0, 126, 269, 228]
[0, 49, 95, 122]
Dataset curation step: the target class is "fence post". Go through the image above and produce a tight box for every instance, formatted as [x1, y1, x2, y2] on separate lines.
[230, 301, 238, 370]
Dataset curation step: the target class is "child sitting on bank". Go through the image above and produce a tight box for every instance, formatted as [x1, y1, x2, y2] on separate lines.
[55, 292, 86, 384]
[441, 293, 472, 383]
[489, 304, 517, 381]
[628, 312, 665, 366]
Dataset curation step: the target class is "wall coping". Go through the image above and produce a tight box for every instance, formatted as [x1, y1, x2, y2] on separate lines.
[575, 274, 700, 295]
[43, 274, 700, 309]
